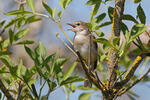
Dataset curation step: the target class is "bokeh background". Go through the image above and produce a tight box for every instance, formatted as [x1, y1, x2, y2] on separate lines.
[0, 0, 150, 100]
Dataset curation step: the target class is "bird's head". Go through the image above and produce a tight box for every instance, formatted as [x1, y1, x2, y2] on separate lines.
[67, 21, 89, 33]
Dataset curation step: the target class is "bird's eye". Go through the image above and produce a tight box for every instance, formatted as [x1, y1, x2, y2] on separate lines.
[76, 23, 80, 26]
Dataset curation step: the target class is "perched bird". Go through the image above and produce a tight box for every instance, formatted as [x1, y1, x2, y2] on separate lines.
[68, 21, 98, 87]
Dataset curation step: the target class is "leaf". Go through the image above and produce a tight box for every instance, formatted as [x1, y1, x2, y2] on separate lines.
[62, 62, 77, 81]
[94, 38, 110, 46]
[78, 93, 92, 100]
[16, 40, 34, 45]
[130, 24, 148, 42]
[60, 76, 85, 85]
[44, 53, 56, 65]
[25, 16, 41, 24]
[95, 30, 104, 37]
[137, 4, 146, 24]
[17, 60, 27, 77]
[0, 55, 13, 67]
[9, 28, 14, 45]
[66, 0, 73, 6]
[57, 11, 62, 18]
[95, 13, 106, 23]
[122, 14, 138, 24]
[121, 23, 130, 41]
[52, 7, 57, 18]
[42, 2, 52, 16]
[97, 21, 112, 28]
[86, 0, 102, 5]
[35, 41, 46, 59]
[5, 10, 32, 15]
[24, 45, 36, 60]
[59, 0, 68, 9]
[91, 4, 100, 18]
[26, 0, 35, 13]
[0, 51, 12, 56]
[4, 16, 24, 29]
[0, 20, 5, 29]
[108, 6, 114, 21]
[113, 37, 120, 46]
[14, 28, 29, 41]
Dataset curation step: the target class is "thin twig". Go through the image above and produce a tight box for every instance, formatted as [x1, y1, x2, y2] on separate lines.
[56, 33, 78, 57]
[17, 81, 23, 100]
[145, 30, 150, 38]
[118, 66, 150, 96]
[15, 0, 26, 5]
[132, 41, 143, 50]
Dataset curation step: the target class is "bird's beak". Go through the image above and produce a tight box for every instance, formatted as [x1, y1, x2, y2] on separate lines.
[67, 23, 76, 28]
[67, 23, 76, 31]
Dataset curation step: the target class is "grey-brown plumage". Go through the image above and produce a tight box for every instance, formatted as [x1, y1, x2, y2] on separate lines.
[68, 21, 98, 87]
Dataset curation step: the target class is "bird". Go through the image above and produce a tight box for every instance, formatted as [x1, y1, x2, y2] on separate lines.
[68, 21, 98, 87]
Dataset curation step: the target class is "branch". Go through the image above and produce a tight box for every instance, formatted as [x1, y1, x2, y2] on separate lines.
[118, 66, 150, 96]
[17, 81, 23, 100]
[108, 0, 125, 88]
[0, 79, 14, 100]
[114, 55, 144, 89]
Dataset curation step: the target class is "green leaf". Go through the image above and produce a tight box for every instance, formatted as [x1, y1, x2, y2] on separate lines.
[1, 39, 9, 48]
[60, 76, 85, 85]
[121, 23, 130, 41]
[113, 37, 120, 46]
[42, 2, 53, 16]
[95, 30, 104, 37]
[44, 53, 56, 65]
[17, 60, 27, 77]
[25, 16, 42, 24]
[0, 51, 12, 56]
[122, 14, 138, 24]
[5, 10, 32, 15]
[90, 4, 100, 22]
[26, 0, 35, 13]
[16, 40, 34, 45]
[52, 7, 57, 18]
[94, 38, 110, 46]
[0, 55, 13, 67]
[35, 41, 46, 59]
[86, 0, 102, 5]
[24, 45, 36, 60]
[130, 24, 148, 42]
[137, 4, 146, 24]
[97, 21, 112, 28]
[66, 0, 73, 6]
[108, 6, 114, 21]
[59, 0, 68, 9]
[9, 28, 14, 45]
[4, 16, 24, 29]
[95, 13, 106, 23]
[57, 11, 62, 18]
[78, 93, 92, 100]
[14, 28, 29, 41]
[62, 62, 77, 81]
[0, 20, 5, 29]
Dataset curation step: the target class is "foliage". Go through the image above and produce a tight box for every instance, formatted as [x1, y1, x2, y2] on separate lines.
[0, 0, 149, 100]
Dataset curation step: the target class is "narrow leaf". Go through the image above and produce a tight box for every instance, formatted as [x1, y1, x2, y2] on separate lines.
[59, 0, 68, 9]
[52, 7, 57, 18]
[62, 62, 77, 81]
[24, 45, 36, 60]
[0, 20, 5, 29]
[0, 55, 13, 67]
[137, 4, 146, 24]
[9, 28, 14, 45]
[42, 2, 53, 16]
[26, 0, 35, 13]
[5, 10, 32, 15]
[14, 28, 29, 41]
[95, 13, 106, 23]
[122, 14, 138, 24]
[16, 40, 34, 45]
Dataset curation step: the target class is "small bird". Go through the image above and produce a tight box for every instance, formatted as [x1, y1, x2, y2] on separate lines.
[68, 21, 98, 87]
